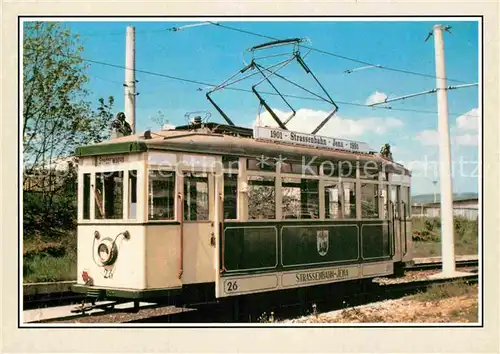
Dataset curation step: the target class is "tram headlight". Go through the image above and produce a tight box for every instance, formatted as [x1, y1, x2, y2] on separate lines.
[96, 238, 118, 266]
[98, 244, 110, 261]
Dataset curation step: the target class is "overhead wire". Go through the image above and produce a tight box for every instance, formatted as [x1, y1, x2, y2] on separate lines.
[75, 21, 471, 84]
[209, 22, 471, 84]
[74, 54, 477, 118]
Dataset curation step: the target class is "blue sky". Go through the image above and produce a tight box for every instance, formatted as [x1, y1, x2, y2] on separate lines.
[55, 19, 479, 195]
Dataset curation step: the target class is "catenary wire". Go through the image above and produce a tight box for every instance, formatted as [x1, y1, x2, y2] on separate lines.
[208, 22, 470, 84]
[77, 54, 478, 118]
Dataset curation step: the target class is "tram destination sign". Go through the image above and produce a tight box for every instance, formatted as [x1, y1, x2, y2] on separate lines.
[253, 126, 372, 153]
[96, 155, 125, 166]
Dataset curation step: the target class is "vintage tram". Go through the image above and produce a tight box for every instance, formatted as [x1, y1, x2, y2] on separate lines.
[72, 119, 413, 310]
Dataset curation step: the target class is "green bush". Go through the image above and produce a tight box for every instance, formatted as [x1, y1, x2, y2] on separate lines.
[24, 194, 76, 234]
[412, 216, 478, 257]
[413, 217, 477, 243]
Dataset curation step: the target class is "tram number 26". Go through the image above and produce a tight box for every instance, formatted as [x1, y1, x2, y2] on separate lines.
[226, 280, 239, 292]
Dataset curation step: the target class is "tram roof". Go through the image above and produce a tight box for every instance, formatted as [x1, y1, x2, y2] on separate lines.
[75, 123, 410, 175]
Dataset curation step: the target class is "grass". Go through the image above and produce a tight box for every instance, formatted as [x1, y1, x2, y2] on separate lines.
[411, 281, 477, 302]
[23, 253, 77, 283]
[288, 282, 479, 323]
[412, 216, 478, 257]
[449, 302, 478, 322]
[412, 241, 478, 257]
[23, 231, 77, 283]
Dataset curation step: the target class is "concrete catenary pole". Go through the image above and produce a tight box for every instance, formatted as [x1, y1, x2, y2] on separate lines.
[125, 26, 136, 134]
[433, 24, 456, 275]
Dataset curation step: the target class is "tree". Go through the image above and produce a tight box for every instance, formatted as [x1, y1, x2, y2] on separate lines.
[23, 22, 115, 237]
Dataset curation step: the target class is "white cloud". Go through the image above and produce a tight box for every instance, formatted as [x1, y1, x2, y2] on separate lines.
[365, 91, 388, 106]
[456, 108, 479, 132]
[254, 108, 403, 139]
[415, 129, 478, 147]
[456, 133, 478, 146]
[415, 130, 439, 146]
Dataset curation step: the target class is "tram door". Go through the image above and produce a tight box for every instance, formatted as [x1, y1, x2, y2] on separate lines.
[390, 185, 403, 261]
[181, 171, 216, 284]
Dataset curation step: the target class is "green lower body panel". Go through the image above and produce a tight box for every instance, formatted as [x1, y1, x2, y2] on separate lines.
[361, 223, 391, 259]
[221, 220, 393, 275]
[281, 224, 359, 267]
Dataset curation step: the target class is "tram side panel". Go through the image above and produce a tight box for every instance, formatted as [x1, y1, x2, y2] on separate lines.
[144, 225, 182, 289]
[76, 224, 147, 289]
[215, 220, 395, 298]
[145, 223, 215, 289]
[179, 222, 216, 284]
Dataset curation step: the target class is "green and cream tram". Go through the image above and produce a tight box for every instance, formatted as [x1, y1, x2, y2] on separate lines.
[72, 120, 413, 305]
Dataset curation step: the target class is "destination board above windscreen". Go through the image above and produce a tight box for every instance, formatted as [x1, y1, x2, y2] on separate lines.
[254, 126, 373, 153]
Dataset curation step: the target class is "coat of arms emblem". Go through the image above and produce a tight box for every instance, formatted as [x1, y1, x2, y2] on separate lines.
[316, 230, 329, 256]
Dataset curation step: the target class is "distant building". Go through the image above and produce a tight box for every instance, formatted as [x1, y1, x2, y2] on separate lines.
[412, 197, 478, 220]
[23, 156, 77, 192]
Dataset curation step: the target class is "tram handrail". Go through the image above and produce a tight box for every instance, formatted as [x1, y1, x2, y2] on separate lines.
[178, 193, 184, 279]
[402, 201, 407, 256]
[390, 201, 396, 256]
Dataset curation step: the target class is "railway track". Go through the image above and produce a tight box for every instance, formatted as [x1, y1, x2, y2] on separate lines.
[23, 256, 479, 311]
[130, 273, 479, 324]
[406, 259, 478, 271]
[26, 271, 478, 324]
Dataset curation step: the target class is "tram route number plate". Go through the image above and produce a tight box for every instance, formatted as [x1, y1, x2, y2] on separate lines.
[222, 274, 278, 296]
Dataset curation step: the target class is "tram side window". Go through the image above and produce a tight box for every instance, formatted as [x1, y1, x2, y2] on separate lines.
[339, 162, 357, 179]
[248, 176, 275, 220]
[224, 173, 237, 220]
[406, 187, 411, 217]
[381, 186, 389, 219]
[83, 173, 90, 219]
[390, 186, 399, 218]
[282, 178, 319, 219]
[343, 182, 357, 218]
[360, 166, 379, 180]
[325, 182, 341, 219]
[184, 173, 209, 221]
[95, 171, 124, 219]
[401, 186, 411, 218]
[128, 170, 137, 219]
[247, 158, 276, 172]
[361, 183, 379, 219]
[223, 156, 239, 174]
[149, 170, 175, 220]
[281, 162, 319, 176]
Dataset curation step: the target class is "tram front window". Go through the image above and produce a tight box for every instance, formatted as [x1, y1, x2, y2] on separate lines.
[95, 171, 124, 219]
[128, 170, 137, 219]
[83, 173, 90, 219]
